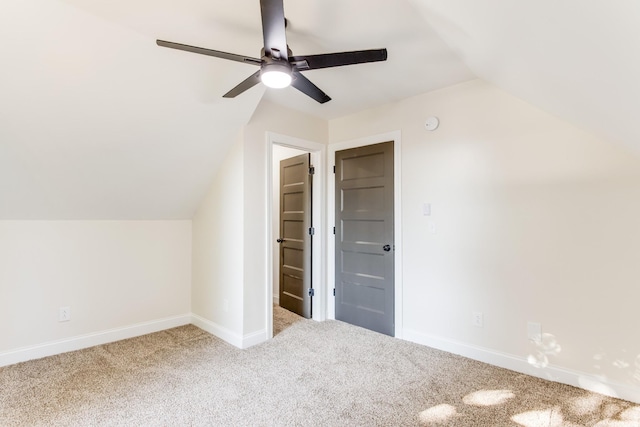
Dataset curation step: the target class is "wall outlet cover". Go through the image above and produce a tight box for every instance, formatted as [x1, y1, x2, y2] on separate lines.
[473, 311, 483, 327]
[528, 321, 542, 343]
[59, 306, 71, 322]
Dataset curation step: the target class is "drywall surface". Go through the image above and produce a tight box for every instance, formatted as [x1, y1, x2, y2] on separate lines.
[191, 133, 245, 337]
[329, 79, 640, 395]
[0, 220, 191, 352]
[0, 0, 265, 220]
[243, 100, 328, 335]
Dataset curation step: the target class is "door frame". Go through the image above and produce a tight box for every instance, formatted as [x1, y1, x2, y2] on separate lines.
[266, 132, 327, 338]
[328, 131, 403, 338]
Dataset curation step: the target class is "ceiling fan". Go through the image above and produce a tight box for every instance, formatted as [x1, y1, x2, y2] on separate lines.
[156, 0, 387, 104]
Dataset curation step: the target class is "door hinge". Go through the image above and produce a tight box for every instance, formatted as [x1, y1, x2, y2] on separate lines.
[333, 165, 336, 173]
[309, 227, 315, 236]
[333, 288, 336, 296]
[309, 166, 315, 175]
[308, 288, 315, 297]
[333, 226, 335, 235]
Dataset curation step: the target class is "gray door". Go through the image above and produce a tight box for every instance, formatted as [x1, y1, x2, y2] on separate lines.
[278, 153, 313, 318]
[335, 142, 394, 336]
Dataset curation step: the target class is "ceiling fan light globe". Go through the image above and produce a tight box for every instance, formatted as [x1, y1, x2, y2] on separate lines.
[261, 67, 292, 89]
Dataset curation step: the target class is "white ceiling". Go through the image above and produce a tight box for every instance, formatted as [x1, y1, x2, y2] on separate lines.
[412, 0, 640, 151]
[2, 0, 638, 219]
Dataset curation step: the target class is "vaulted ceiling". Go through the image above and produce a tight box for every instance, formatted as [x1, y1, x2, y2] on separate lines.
[2, 0, 638, 219]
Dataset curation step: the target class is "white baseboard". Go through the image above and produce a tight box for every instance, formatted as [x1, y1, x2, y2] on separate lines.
[0, 314, 191, 368]
[11, 318, 634, 403]
[273, 294, 279, 304]
[190, 314, 244, 348]
[191, 314, 267, 350]
[242, 329, 268, 349]
[402, 328, 640, 404]
[1, 313, 269, 368]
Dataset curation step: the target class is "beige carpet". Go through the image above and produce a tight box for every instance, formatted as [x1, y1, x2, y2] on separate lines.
[1, 306, 638, 426]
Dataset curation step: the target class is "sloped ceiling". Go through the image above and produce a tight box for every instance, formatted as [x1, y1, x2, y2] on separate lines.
[411, 0, 640, 151]
[0, 0, 265, 219]
[1, 0, 637, 219]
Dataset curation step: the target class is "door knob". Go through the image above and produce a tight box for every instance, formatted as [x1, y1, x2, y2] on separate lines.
[383, 244, 391, 252]
[277, 238, 285, 243]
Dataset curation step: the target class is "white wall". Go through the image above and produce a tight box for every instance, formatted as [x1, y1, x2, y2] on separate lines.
[189, 100, 327, 346]
[191, 133, 245, 343]
[0, 99, 327, 358]
[0, 220, 191, 360]
[243, 100, 328, 335]
[6, 77, 639, 401]
[329, 79, 640, 401]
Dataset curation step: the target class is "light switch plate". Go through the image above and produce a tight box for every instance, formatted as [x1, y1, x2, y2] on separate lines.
[428, 222, 436, 234]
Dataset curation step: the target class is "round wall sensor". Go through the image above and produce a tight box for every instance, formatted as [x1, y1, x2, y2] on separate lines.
[425, 116, 440, 131]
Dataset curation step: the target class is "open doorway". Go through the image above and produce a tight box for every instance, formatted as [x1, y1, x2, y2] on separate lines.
[272, 146, 311, 335]
[267, 133, 326, 339]
[266, 131, 401, 340]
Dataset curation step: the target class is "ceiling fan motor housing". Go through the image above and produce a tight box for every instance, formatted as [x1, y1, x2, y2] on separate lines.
[260, 54, 293, 88]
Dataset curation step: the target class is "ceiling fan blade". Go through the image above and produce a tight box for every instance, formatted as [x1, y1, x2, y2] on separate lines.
[156, 40, 261, 65]
[223, 70, 263, 98]
[260, 0, 288, 59]
[290, 48, 387, 71]
[291, 71, 331, 104]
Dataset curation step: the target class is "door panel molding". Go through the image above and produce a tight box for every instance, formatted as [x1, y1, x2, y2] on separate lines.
[279, 153, 312, 318]
[327, 131, 403, 338]
[335, 142, 394, 336]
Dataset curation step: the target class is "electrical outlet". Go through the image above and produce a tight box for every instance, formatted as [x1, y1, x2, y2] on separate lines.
[472, 311, 483, 328]
[528, 322, 541, 343]
[59, 306, 71, 322]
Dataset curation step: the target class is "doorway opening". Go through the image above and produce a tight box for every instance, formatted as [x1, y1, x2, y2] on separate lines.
[267, 133, 326, 339]
[266, 130, 401, 340]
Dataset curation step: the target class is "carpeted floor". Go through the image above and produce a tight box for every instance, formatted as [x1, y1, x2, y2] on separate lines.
[1, 306, 639, 426]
